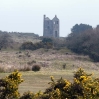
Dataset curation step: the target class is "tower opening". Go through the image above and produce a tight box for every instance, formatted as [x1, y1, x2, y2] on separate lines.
[55, 31, 57, 37]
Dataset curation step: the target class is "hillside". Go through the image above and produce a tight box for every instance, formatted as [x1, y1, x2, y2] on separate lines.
[0, 48, 99, 93]
[0, 48, 98, 72]
[9, 32, 40, 43]
[0, 30, 40, 43]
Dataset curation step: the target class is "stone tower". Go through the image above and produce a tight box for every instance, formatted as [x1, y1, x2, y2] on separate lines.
[43, 15, 59, 38]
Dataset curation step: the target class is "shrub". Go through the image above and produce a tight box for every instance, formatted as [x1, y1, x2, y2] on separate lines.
[32, 64, 41, 72]
[1, 68, 99, 99]
[62, 63, 66, 69]
[20, 42, 34, 50]
[42, 68, 99, 99]
[20, 91, 42, 99]
[20, 91, 35, 99]
[20, 38, 53, 51]
[0, 70, 23, 99]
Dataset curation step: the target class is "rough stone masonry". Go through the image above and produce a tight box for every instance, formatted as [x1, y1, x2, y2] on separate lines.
[43, 15, 59, 38]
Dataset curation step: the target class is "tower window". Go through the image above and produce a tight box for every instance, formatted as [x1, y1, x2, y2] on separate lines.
[47, 26, 50, 29]
[54, 21, 58, 24]
[55, 31, 57, 37]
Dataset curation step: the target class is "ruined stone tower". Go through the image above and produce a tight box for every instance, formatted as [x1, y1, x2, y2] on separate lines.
[43, 15, 59, 38]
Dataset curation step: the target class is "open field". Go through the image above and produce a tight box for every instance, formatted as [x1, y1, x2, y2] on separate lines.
[0, 70, 74, 94]
[0, 48, 99, 94]
[1, 69, 99, 94]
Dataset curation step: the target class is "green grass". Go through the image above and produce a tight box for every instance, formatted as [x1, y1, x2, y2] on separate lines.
[1, 69, 99, 94]
[0, 70, 73, 94]
[19, 69, 99, 94]
[19, 70, 74, 94]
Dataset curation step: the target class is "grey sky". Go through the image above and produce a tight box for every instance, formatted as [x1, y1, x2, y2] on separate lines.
[0, 0, 99, 37]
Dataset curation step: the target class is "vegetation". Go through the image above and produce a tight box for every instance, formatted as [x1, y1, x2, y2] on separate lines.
[1, 68, 99, 99]
[0, 32, 13, 50]
[0, 30, 40, 50]
[20, 38, 53, 50]
[32, 64, 41, 72]
[66, 24, 99, 62]
[0, 70, 23, 99]
[71, 23, 92, 34]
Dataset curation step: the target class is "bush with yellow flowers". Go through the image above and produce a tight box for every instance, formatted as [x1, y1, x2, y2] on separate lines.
[41, 68, 99, 99]
[0, 70, 23, 99]
[1, 68, 99, 99]
[71, 68, 99, 99]
[20, 91, 43, 99]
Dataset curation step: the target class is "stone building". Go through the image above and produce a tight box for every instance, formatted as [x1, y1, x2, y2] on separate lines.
[43, 15, 59, 38]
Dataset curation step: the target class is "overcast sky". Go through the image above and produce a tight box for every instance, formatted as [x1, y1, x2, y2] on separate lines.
[0, 0, 99, 37]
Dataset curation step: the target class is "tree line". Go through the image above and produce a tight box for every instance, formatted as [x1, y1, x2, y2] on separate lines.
[1, 23, 99, 62]
[66, 23, 99, 62]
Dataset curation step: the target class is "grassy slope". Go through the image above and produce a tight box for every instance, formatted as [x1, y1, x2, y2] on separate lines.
[9, 33, 40, 43]
[0, 48, 99, 94]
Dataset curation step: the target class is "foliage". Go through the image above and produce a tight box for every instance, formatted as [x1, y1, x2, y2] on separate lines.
[1, 68, 99, 99]
[0, 32, 13, 50]
[0, 70, 23, 99]
[20, 42, 34, 50]
[20, 38, 53, 50]
[66, 26, 99, 62]
[39, 38, 53, 49]
[42, 38, 53, 43]
[42, 68, 99, 99]
[20, 91, 35, 99]
[71, 23, 92, 34]
[32, 64, 41, 72]
[20, 91, 42, 99]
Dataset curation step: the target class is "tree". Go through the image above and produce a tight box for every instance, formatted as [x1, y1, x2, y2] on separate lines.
[71, 23, 93, 34]
[66, 26, 99, 62]
[0, 32, 13, 50]
[42, 38, 53, 43]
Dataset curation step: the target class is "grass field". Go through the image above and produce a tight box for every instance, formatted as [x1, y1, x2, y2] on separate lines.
[19, 69, 75, 93]
[0, 48, 99, 94]
[1, 68, 99, 94]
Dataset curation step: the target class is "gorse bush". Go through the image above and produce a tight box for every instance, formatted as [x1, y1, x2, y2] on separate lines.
[1, 68, 99, 99]
[42, 68, 99, 99]
[20, 91, 35, 99]
[20, 91, 42, 99]
[0, 70, 23, 99]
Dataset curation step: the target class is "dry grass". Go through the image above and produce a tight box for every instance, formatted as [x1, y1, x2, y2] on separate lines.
[0, 48, 99, 72]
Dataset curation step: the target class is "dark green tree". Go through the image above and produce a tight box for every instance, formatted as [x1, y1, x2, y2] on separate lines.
[71, 23, 93, 34]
